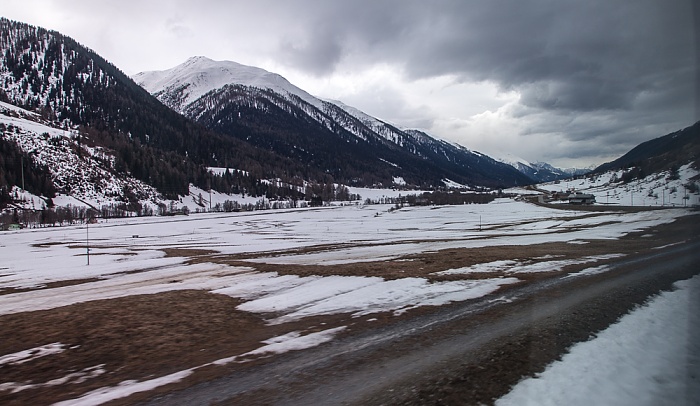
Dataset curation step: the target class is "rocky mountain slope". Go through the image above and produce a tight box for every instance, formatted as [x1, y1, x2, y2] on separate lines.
[135, 57, 533, 189]
[0, 101, 159, 209]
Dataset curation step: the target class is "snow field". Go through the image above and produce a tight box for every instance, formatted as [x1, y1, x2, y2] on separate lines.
[497, 275, 700, 406]
[0, 200, 693, 318]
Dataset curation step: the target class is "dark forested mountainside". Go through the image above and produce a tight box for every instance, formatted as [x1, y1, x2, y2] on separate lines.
[139, 55, 534, 189]
[402, 129, 534, 186]
[0, 18, 312, 198]
[0, 135, 56, 206]
[168, 81, 533, 188]
[594, 121, 700, 178]
[187, 84, 471, 188]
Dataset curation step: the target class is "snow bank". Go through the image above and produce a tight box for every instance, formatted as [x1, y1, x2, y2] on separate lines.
[497, 275, 700, 406]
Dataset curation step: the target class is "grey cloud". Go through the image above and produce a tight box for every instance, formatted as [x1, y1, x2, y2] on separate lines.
[12, 0, 693, 167]
[279, 33, 343, 76]
[272, 0, 695, 116]
[223, 0, 697, 166]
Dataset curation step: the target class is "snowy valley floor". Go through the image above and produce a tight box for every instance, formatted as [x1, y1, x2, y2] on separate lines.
[0, 199, 698, 405]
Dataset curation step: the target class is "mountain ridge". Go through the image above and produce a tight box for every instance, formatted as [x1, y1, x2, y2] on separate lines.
[135, 57, 534, 188]
[594, 121, 700, 176]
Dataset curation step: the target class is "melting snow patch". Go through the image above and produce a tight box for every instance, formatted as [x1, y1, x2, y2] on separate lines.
[1, 365, 105, 394]
[435, 260, 519, 275]
[52, 370, 194, 406]
[233, 276, 520, 324]
[213, 327, 347, 365]
[0, 343, 67, 366]
[435, 255, 624, 276]
[506, 255, 624, 274]
[564, 264, 611, 278]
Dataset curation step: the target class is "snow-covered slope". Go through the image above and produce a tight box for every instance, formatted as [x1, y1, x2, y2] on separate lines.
[536, 164, 700, 207]
[134, 56, 323, 114]
[0, 101, 161, 207]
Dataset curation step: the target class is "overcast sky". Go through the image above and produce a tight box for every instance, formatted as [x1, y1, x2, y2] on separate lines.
[3, 0, 698, 168]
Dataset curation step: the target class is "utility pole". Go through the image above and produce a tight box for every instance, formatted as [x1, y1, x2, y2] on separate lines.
[86, 219, 90, 266]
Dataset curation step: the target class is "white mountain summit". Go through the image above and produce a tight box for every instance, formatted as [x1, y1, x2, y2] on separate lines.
[134, 56, 322, 114]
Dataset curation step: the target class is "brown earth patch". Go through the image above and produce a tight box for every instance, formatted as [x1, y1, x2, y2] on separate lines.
[0, 278, 101, 296]
[162, 247, 220, 258]
[0, 290, 285, 405]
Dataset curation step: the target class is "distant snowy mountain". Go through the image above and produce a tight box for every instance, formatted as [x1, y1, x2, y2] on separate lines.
[495, 153, 590, 183]
[135, 57, 532, 188]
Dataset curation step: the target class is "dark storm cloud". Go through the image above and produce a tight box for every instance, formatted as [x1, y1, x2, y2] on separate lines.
[280, 0, 695, 114]
[6, 0, 694, 166]
[273, 0, 697, 164]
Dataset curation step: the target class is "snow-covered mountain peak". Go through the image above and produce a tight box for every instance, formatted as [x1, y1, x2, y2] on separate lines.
[132, 56, 533, 188]
[492, 151, 533, 168]
[134, 57, 320, 112]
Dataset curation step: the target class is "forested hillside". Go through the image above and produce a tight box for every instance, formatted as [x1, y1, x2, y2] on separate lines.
[0, 18, 306, 199]
[594, 121, 700, 180]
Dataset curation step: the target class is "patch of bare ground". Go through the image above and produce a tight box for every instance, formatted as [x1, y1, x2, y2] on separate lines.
[0, 278, 101, 296]
[0, 290, 294, 405]
[161, 248, 220, 258]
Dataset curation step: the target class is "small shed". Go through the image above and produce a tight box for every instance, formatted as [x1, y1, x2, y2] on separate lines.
[567, 192, 596, 205]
